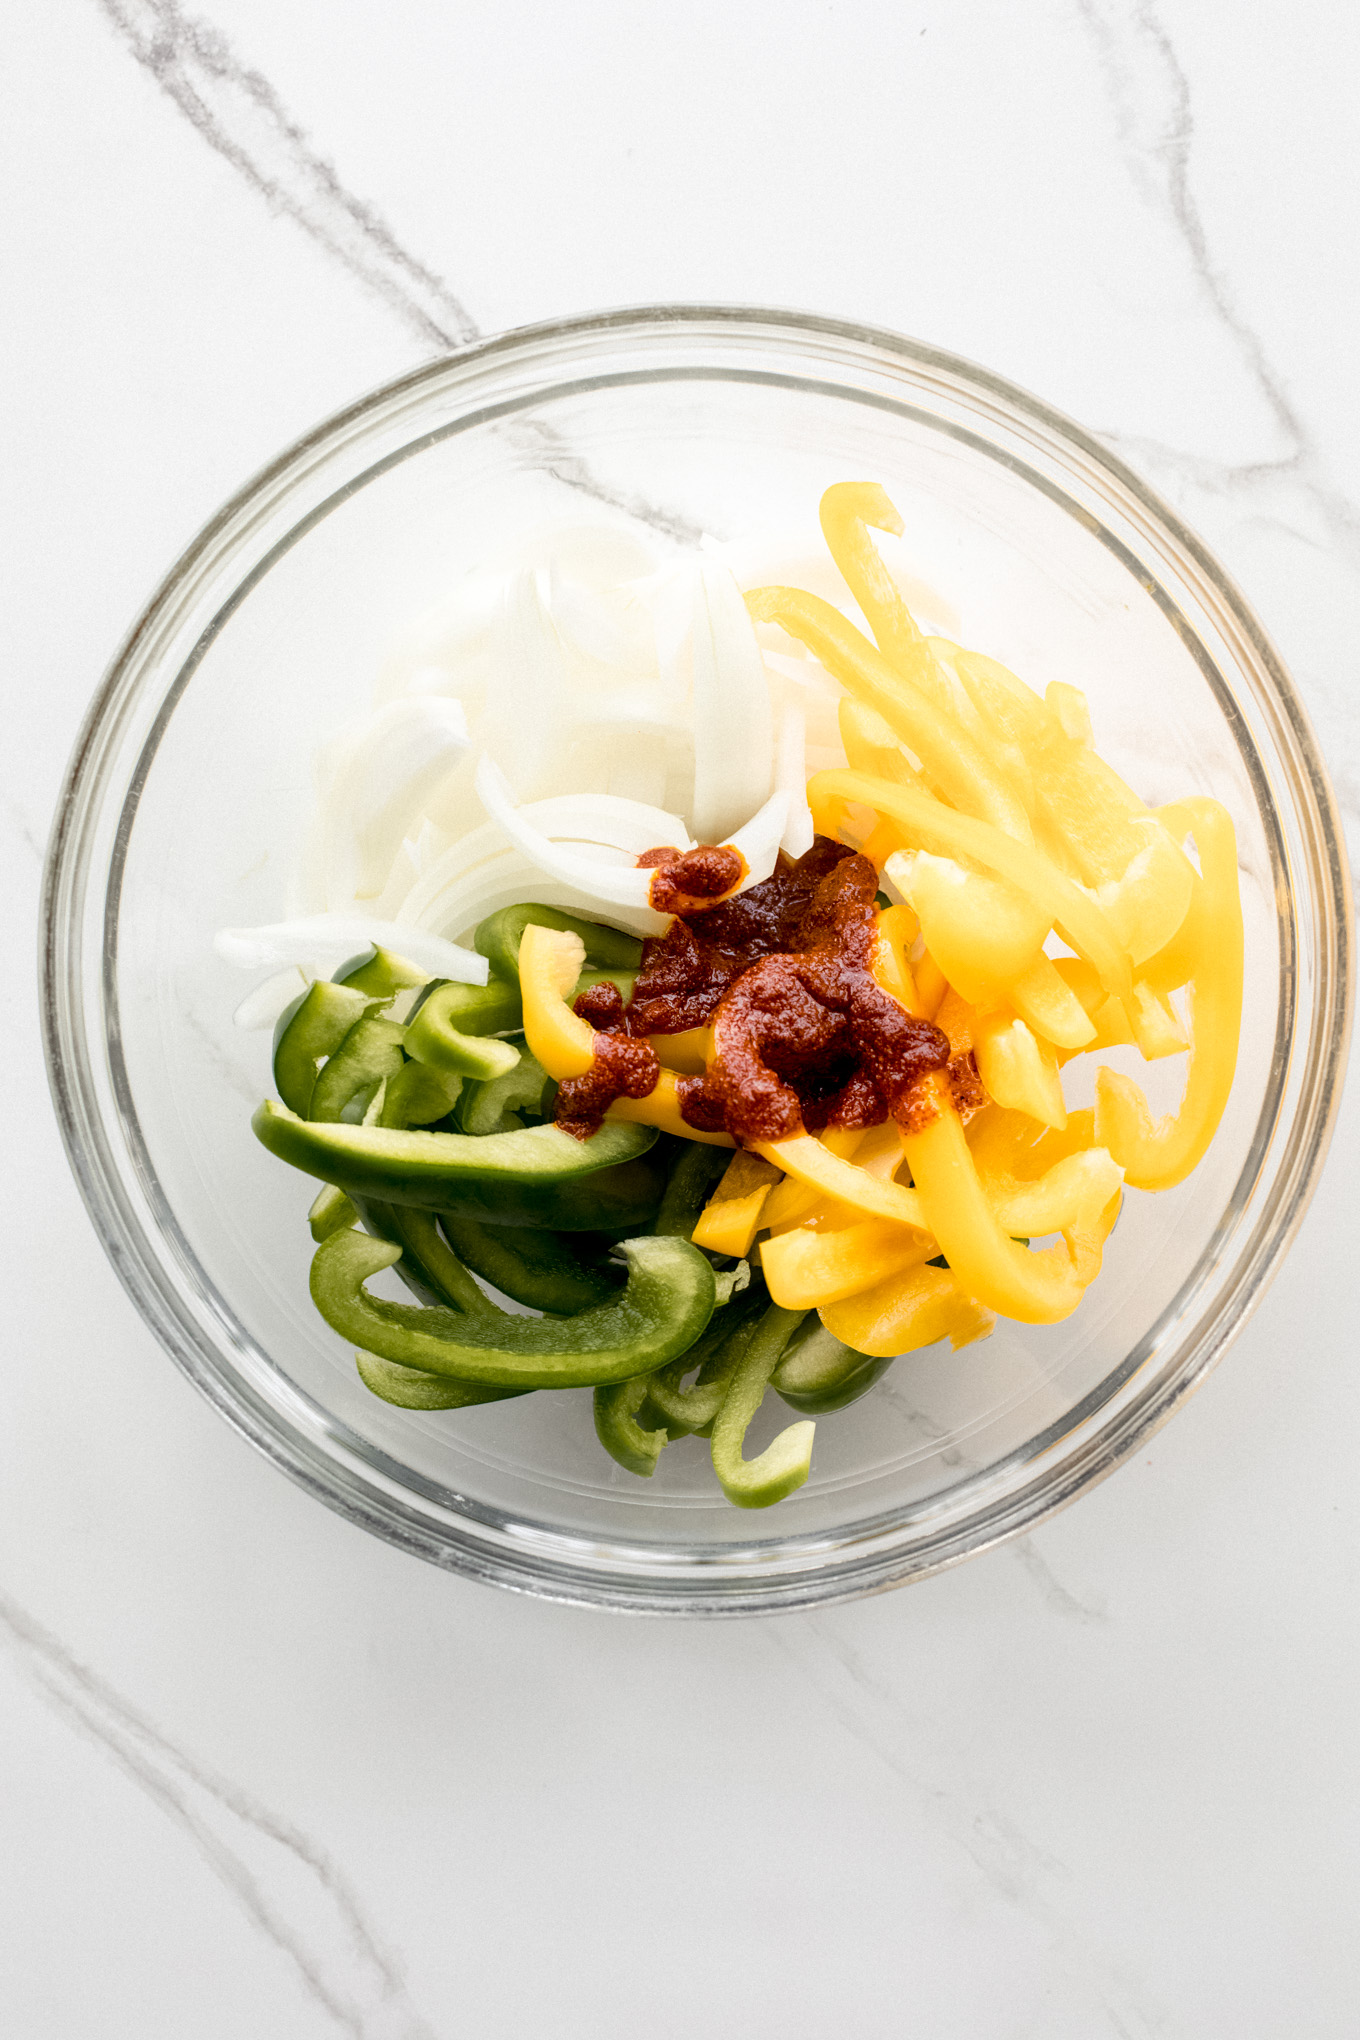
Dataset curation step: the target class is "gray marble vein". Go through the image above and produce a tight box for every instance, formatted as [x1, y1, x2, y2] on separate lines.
[770, 1613, 1164, 2035]
[1011, 1535, 1109, 1626]
[0, 1590, 439, 2040]
[1077, 0, 1360, 564]
[92, 0, 704, 544]
[95, 0, 479, 350]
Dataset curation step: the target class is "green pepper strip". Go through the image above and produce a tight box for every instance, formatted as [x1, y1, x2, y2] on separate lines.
[456, 1040, 552, 1136]
[378, 1059, 463, 1129]
[252, 1103, 664, 1231]
[308, 1183, 359, 1242]
[594, 1377, 669, 1477]
[772, 1320, 895, 1415]
[310, 1229, 716, 1389]
[474, 904, 642, 982]
[360, 1200, 495, 1315]
[641, 1286, 769, 1438]
[356, 1351, 529, 1411]
[273, 981, 374, 1117]
[335, 945, 429, 1000]
[309, 1016, 407, 1123]
[406, 984, 522, 1082]
[439, 1211, 619, 1315]
[710, 1304, 815, 1509]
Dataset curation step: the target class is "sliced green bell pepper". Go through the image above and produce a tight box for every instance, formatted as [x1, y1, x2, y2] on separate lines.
[309, 1015, 407, 1123]
[334, 945, 429, 1000]
[650, 1139, 733, 1239]
[455, 1040, 552, 1136]
[772, 1320, 895, 1414]
[307, 1182, 359, 1242]
[273, 980, 374, 1117]
[377, 1058, 463, 1130]
[356, 1351, 530, 1411]
[474, 903, 642, 983]
[439, 1212, 619, 1315]
[359, 1199, 494, 1315]
[407, 970, 523, 1039]
[594, 1376, 670, 1476]
[405, 984, 523, 1082]
[253, 1103, 665, 1230]
[310, 1229, 717, 1389]
[640, 1285, 768, 1438]
[710, 1304, 815, 1508]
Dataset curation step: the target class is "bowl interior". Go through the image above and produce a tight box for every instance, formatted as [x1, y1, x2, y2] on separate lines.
[55, 313, 1347, 1608]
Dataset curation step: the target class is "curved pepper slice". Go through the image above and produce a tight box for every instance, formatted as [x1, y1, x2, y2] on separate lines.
[252, 1101, 664, 1230]
[809, 767, 1134, 1013]
[475, 903, 642, 983]
[1094, 797, 1243, 1190]
[593, 1377, 670, 1477]
[439, 1211, 619, 1315]
[747, 586, 1030, 840]
[709, 1304, 815, 1509]
[455, 1041, 552, 1135]
[405, 984, 522, 1082]
[651, 1139, 732, 1239]
[310, 1229, 717, 1389]
[309, 1015, 407, 1123]
[639, 1287, 769, 1437]
[273, 980, 373, 1116]
[761, 1216, 934, 1311]
[754, 1133, 929, 1230]
[818, 1260, 995, 1357]
[334, 945, 429, 1000]
[901, 1074, 1092, 1324]
[691, 1151, 781, 1258]
[378, 1058, 463, 1130]
[772, 1319, 896, 1415]
[308, 1183, 359, 1242]
[355, 1351, 531, 1411]
[360, 1199, 494, 1316]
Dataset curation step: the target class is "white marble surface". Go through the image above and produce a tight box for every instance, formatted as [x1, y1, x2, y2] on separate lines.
[4, 2, 1358, 2032]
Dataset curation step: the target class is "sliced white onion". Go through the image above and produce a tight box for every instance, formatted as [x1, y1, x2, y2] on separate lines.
[407, 853, 667, 944]
[775, 699, 815, 859]
[232, 968, 307, 1031]
[476, 756, 661, 914]
[322, 696, 470, 901]
[727, 788, 791, 888]
[215, 915, 488, 985]
[478, 568, 571, 801]
[690, 564, 774, 842]
[521, 793, 693, 856]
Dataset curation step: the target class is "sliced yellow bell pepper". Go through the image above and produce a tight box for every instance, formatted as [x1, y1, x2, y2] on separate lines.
[755, 1132, 930, 1230]
[762, 1218, 934, 1310]
[1094, 797, 1243, 1190]
[820, 1261, 995, 1358]
[972, 1009, 1067, 1130]
[1007, 951, 1097, 1052]
[519, 926, 594, 1079]
[913, 950, 949, 1020]
[691, 1151, 781, 1257]
[900, 1074, 1090, 1323]
[650, 1027, 711, 1074]
[1046, 681, 1093, 746]
[873, 903, 924, 1017]
[748, 587, 1031, 841]
[808, 767, 1134, 1014]
[818, 481, 931, 685]
[761, 1126, 865, 1230]
[887, 849, 1051, 1005]
[608, 1071, 735, 1147]
[838, 697, 933, 807]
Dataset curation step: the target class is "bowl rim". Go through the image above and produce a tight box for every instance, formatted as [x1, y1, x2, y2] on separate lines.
[40, 302, 1356, 1614]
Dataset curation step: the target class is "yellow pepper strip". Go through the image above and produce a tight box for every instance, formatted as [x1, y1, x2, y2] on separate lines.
[1046, 681, 1093, 746]
[888, 849, 1051, 1005]
[817, 481, 927, 680]
[914, 950, 949, 1020]
[519, 925, 735, 1146]
[748, 588, 1031, 841]
[860, 816, 911, 873]
[873, 904, 924, 1016]
[900, 1075, 1089, 1323]
[755, 1132, 930, 1230]
[809, 767, 1134, 1012]
[969, 1105, 1097, 1181]
[972, 1009, 1068, 1130]
[1094, 797, 1243, 1190]
[1138, 805, 1209, 995]
[820, 1261, 995, 1358]
[984, 1149, 1123, 1241]
[650, 1027, 711, 1074]
[761, 1127, 865, 1230]
[691, 1152, 781, 1258]
[934, 986, 975, 1056]
[519, 926, 594, 1078]
[1129, 980, 1188, 1059]
[763, 1218, 934, 1310]
[838, 697, 934, 801]
[608, 1072, 735, 1147]
[1007, 952, 1097, 1052]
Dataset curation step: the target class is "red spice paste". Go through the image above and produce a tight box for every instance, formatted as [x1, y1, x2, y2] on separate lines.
[553, 835, 952, 1143]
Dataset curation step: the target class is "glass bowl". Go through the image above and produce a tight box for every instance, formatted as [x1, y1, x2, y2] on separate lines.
[41, 307, 1353, 1614]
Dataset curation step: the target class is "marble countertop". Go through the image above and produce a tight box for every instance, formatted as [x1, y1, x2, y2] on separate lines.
[5, 3, 1358, 2033]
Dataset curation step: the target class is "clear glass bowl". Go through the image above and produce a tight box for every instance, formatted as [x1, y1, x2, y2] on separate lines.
[42, 307, 1353, 1613]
